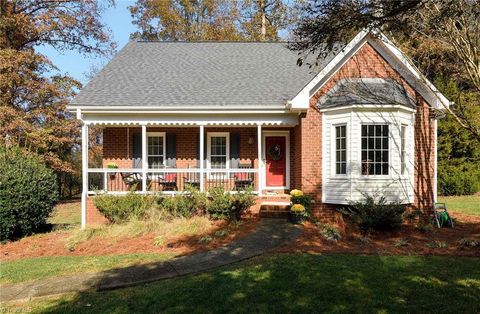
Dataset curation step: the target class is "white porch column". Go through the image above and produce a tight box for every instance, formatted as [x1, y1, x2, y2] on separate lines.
[257, 124, 262, 194]
[141, 124, 147, 193]
[199, 125, 205, 192]
[81, 123, 88, 229]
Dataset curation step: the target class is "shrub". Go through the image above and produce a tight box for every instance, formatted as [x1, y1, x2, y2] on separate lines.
[426, 240, 448, 249]
[316, 222, 341, 242]
[458, 238, 479, 248]
[206, 186, 255, 221]
[93, 192, 156, 223]
[340, 194, 406, 232]
[158, 186, 207, 218]
[0, 146, 58, 240]
[439, 163, 480, 196]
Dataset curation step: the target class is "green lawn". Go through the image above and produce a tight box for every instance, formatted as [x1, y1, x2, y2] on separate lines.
[438, 195, 480, 216]
[0, 253, 174, 285]
[48, 200, 81, 227]
[3, 254, 479, 313]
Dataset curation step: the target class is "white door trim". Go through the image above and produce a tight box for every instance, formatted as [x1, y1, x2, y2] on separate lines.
[262, 130, 290, 190]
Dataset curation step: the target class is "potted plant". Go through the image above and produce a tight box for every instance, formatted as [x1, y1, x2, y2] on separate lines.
[290, 204, 306, 224]
[289, 189, 312, 224]
[106, 162, 118, 179]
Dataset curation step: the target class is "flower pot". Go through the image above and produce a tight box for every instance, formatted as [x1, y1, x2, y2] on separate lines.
[290, 212, 303, 224]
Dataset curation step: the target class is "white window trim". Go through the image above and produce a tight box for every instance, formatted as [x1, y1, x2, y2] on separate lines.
[331, 123, 349, 178]
[206, 132, 230, 170]
[262, 130, 290, 190]
[147, 132, 166, 169]
[359, 123, 392, 178]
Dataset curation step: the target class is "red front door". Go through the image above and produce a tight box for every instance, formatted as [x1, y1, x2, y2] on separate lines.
[265, 136, 286, 187]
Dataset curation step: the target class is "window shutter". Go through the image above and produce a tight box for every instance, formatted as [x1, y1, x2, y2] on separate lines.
[132, 133, 142, 168]
[166, 133, 176, 167]
[230, 133, 240, 168]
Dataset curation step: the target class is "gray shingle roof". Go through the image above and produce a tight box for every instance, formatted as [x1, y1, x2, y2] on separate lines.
[71, 41, 336, 108]
[317, 78, 416, 109]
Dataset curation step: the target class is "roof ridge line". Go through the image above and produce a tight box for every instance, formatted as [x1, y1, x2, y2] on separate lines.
[134, 40, 291, 44]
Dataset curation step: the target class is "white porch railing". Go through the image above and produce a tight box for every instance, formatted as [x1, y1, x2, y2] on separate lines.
[87, 168, 260, 194]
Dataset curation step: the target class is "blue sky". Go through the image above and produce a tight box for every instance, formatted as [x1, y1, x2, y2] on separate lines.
[37, 0, 136, 85]
[38, 0, 292, 85]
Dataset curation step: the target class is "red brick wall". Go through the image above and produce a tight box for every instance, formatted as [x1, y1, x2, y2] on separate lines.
[300, 43, 436, 217]
[103, 127, 262, 169]
[86, 196, 108, 225]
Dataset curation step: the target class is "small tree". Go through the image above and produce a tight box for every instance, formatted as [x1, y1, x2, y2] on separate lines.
[0, 146, 58, 240]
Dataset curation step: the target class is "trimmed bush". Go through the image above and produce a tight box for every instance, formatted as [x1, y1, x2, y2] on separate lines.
[93, 192, 156, 223]
[0, 146, 58, 240]
[206, 186, 255, 221]
[159, 186, 207, 218]
[340, 194, 406, 232]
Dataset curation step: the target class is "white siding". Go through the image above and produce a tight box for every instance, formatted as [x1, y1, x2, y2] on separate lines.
[322, 108, 415, 205]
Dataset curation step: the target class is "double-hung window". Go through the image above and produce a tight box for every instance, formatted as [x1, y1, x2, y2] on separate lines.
[207, 133, 229, 170]
[361, 125, 389, 175]
[335, 125, 347, 175]
[147, 132, 165, 169]
[401, 125, 406, 175]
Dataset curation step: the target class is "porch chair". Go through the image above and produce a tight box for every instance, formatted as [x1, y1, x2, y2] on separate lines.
[183, 165, 200, 190]
[148, 165, 177, 191]
[234, 162, 254, 190]
[120, 172, 143, 191]
[433, 202, 454, 228]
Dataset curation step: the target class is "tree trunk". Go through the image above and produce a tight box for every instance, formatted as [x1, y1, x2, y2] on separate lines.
[260, 0, 266, 41]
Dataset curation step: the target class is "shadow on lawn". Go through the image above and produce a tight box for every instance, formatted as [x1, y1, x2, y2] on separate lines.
[36, 254, 480, 313]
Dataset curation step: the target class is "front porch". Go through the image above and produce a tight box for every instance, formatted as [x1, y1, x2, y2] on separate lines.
[79, 113, 300, 227]
[82, 122, 297, 192]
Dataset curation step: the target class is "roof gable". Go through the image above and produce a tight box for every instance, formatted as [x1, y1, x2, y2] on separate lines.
[289, 29, 451, 111]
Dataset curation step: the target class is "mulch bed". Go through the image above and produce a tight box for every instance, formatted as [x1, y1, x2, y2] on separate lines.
[277, 212, 480, 257]
[2, 212, 479, 262]
[0, 219, 259, 262]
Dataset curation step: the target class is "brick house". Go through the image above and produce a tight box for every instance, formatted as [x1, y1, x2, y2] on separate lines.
[68, 30, 451, 227]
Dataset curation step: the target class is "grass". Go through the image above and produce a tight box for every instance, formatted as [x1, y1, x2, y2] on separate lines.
[48, 200, 81, 227]
[0, 253, 174, 285]
[65, 216, 213, 250]
[2, 254, 479, 313]
[437, 195, 480, 216]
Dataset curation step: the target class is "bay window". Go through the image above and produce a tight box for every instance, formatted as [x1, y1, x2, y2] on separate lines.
[361, 124, 389, 175]
[335, 125, 347, 175]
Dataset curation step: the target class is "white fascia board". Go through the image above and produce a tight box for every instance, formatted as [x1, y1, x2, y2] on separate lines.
[66, 105, 289, 114]
[319, 104, 416, 114]
[289, 29, 371, 111]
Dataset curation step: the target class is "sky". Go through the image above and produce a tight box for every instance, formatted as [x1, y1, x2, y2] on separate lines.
[37, 0, 292, 85]
[37, 0, 137, 85]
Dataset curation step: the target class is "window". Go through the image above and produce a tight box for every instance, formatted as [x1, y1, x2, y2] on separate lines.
[335, 125, 347, 175]
[208, 133, 229, 169]
[361, 125, 389, 175]
[147, 133, 165, 169]
[401, 125, 406, 175]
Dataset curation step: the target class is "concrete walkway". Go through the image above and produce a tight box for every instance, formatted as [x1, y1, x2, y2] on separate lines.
[0, 219, 302, 302]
